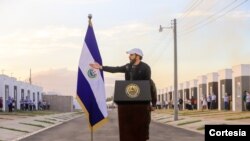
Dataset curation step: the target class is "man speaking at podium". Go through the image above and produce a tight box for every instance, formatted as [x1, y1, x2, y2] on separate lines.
[90, 48, 157, 140]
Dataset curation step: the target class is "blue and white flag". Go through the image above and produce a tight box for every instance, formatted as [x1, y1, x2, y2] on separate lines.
[77, 16, 108, 130]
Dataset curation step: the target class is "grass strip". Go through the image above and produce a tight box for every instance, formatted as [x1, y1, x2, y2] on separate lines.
[73, 112, 84, 115]
[53, 117, 69, 120]
[34, 120, 55, 124]
[0, 117, 13, 120]
[44, 118, 57, 121]
[164, 120, 174, 123]
[177, 120, 202, 126]
[0, 126, 29, 133]
[156, 117, 167, 120]
[158, 116, 172, 119]
[225, 116, 250, 120]
[0, 111, 58, 117]
[163, 118, 185, 123]
[196, 126, 205, 130]
[190, 112, 241, 117]
[19, 122, 45, 128]
[179, 111, 220, 116]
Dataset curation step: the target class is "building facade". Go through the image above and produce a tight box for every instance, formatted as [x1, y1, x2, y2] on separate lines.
[0, 75, 43, 112]
[157, 64, 250, 112]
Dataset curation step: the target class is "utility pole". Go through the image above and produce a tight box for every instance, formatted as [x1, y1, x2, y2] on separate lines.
[29, 69, 32, 84]
[173, 19, 178, 121]
[159, 19, 178, 121]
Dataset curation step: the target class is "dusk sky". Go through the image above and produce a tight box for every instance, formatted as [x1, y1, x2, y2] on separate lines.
[0, 0, 249, 97]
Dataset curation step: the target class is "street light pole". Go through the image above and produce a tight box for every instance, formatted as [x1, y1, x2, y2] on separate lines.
[159, 19, 178, 121]
[173, 19, 178, 121]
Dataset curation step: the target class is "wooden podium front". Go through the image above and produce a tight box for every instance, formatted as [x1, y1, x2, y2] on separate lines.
[114, 81, 151, 141]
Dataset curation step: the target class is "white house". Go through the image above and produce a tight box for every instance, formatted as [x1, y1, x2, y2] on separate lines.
[0, 75, 43, 112]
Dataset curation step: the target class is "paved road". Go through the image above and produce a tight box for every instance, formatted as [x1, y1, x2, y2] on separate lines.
[21, 110, 204, 141]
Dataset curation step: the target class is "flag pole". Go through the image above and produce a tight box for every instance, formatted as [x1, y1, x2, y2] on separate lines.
[88, 14, 94, 141]
[91, 127, 93, 141]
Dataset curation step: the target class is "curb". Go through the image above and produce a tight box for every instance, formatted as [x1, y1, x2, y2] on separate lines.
[11, 115, 83, 141]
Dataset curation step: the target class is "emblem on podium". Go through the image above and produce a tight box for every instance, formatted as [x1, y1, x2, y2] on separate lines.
[125, 83, 140, 98]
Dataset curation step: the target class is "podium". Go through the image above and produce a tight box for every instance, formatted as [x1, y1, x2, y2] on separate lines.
[114, 80, 152, 141]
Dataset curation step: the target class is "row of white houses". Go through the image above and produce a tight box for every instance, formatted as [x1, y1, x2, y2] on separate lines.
[0, 74, 44, 111]
[157, 64, 250, 112]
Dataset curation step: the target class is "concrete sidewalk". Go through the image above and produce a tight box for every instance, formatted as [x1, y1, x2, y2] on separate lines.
[0, 112, 83, 141]
[1, 109, 249, 141]
[152, 110, 250, 134]
[20, 109, 204, 141]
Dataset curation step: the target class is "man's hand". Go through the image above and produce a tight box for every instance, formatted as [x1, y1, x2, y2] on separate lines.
[150, 106, 156, 111]
[89, 62, 102, 69]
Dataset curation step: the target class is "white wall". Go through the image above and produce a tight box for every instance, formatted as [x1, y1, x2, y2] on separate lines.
[218, 69, 232, 110]
[0, 75, 44, 111]
[232, 64, 250, 111]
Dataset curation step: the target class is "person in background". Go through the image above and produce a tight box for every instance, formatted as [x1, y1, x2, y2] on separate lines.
[156, 100, 161, 109]
[201, 96, 207, 111]
[243, 90, 247, 110]
[211, 92, 216, 109]
[29, 99, 33, 111]
[191, 96, 195, 110]
[20, 98, 24, 111]
[207, 94, 211, 110]
[224, 93, 229, 111]
[7, 96, 13, 112]
[12, 99, 16, 112]
[178, 97, 183, 110]
[33, 100, 36, 110]
[165, 100, 168, 109]
[185, 98, 192, 110]
[25, 97, 29, 111]
[246, 91, 250, 111]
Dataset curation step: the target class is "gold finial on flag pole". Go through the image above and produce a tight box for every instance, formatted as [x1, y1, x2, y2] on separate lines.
[88, 14, 92, 26]
[88, 14, 92, 20]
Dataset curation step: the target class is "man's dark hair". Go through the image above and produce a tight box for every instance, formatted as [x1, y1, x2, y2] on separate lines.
[136, 54, 143, 60]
